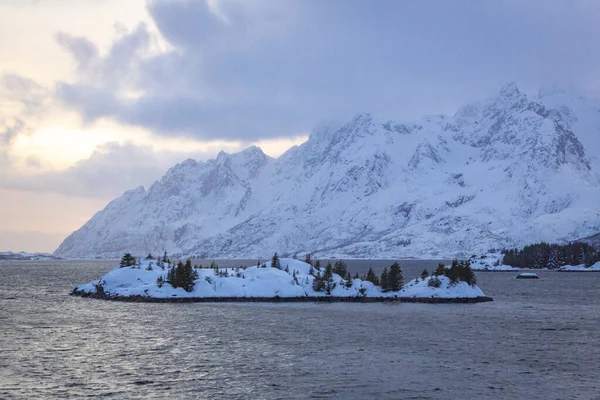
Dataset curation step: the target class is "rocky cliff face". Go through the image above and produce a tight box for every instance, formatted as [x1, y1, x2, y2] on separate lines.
[54, 84, 600, 259]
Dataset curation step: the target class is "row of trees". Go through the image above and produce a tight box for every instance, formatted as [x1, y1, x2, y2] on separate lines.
[360, 264, 404, 291]
[502, 242, 600, 269]
[156, 259, 198, 292]
[121, 252, 198, 292]
[433, 260, 477, 286]
[306, 257, 404, 293]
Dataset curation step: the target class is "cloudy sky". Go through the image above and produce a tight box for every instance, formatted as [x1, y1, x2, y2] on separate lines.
[1, 0, 600, 253]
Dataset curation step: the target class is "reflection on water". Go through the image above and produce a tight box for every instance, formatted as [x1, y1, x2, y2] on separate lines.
[0, 260, 599, 399]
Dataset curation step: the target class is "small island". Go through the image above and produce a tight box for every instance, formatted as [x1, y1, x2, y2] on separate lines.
[72, 253, 492, 303]
[516, 273, 539, 279]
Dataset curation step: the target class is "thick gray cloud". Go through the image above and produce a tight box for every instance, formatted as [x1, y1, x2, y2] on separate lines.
[49, 0, 600, 141]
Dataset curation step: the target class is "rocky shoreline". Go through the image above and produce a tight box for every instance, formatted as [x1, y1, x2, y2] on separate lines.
[70, 289, 494, 304]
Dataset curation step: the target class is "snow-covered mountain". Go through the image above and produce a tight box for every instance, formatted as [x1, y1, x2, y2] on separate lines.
[54, 84, 600, 259]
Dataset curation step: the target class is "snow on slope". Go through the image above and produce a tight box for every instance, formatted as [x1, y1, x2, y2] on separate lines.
[557, 262, 600, 271]
[55, 84, 600, 259]
[468, 253, 520, 271]
[74, 258, 487, 299]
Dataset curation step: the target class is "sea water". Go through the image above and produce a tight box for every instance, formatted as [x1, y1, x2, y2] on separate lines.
[1, 261, 598, 399]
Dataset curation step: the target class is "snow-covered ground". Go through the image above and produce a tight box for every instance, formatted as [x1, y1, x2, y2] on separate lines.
[557, 262, 600, 271]
[74, 258, 488, 300]
[468, 253, 519, 271]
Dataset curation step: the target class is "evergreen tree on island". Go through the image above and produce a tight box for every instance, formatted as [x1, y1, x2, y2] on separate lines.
[434, 263, 446, 276]
[304, 253, 312, 266]
[166, 259, 197, 292]
[182, 259, 197, 291]
[365, 267, 380, 286]
[421, 268, 429, 280]
[380, 267, 389, 292]
[166, 263, 176, 284]
[324, 262, 335, 295]
[345, 272, 353, 288]
[314, 260, 321, 271]
[333, 260, 348, 277]
[387, 262, 403, 291]
[271, 252, 281, 269]
[120, 253, 136, 268]
[312, 270, 325, 292]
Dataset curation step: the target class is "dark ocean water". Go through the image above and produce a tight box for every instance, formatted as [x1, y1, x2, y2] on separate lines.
[1, 260, 599, 399]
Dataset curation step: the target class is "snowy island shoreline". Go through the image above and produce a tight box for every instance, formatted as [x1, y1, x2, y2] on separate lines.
[71, 256, 493, 304]
[469, 250, 600, 272]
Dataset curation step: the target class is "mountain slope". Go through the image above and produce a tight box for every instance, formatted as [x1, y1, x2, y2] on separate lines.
[54, 84, 600, 259]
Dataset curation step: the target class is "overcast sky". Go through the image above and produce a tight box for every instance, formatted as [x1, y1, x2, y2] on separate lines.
[1, 0, 600, 253]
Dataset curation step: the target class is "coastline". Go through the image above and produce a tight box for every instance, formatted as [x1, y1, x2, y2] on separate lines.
[70, 289, 494, 304]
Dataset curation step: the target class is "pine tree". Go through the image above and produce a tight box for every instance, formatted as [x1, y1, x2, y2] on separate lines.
[387, 262, 403, 291]
[380, 268, 389, 292]
[428, 275, 441, 288]
[314, 260, 321, 271]
[324, 262, 333, 278]
[345, 272, 353, 288]
[147, 253, 153, 260]
[304, 253, 313, 266]
[156, 275, 164, 288]
[459, 260, 476, 286]
[120, 253, 136, 268]
[324, 262, 335, 295]
[166, 264, 176, 285]
[333, 260, 348, 277]
[162, 251, 169, 263]
[446, 260, 459, 284]
[271, 252, 281, 269]
[420, 268, 429, 280]
[175, 261, 185, 288]
[365, 267, 380, 286]
[181, 259, 196, 292]
[434, 263, 446, 276]
[312, 271, 325, 292]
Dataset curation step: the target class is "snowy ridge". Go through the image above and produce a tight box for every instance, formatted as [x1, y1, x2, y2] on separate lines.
[55, 84, 600, 259]
[74, 258, 487, 299]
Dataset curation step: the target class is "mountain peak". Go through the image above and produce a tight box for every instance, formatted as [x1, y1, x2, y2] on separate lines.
[239, 145, 266, 158]
[499, 82, 521, 98]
